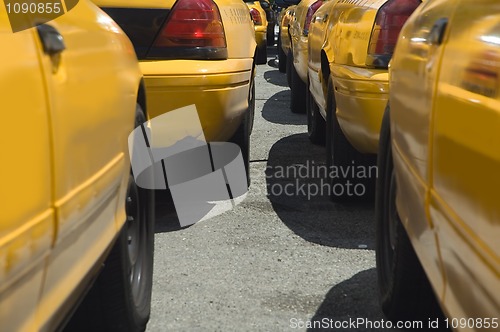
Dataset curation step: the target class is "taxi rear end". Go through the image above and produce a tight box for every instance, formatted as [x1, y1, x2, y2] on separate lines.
[306, 0, 422, 201]
[96, 0, 257, 143]
[244, 0, 269, 64]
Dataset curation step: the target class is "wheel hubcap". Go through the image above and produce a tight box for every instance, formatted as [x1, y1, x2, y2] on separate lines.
[126, 178, 146, 304]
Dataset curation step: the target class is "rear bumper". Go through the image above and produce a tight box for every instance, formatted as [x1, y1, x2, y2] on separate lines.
[140, 58, 253, 142]
[330, 64, 389, 154]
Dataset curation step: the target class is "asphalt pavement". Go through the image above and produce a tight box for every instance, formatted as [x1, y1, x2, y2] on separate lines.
[146, 46, 393, 332]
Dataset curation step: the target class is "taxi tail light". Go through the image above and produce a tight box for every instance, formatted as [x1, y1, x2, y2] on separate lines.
[303, 1, 323, 36]
[150, 0, 227, 60]
[250, 8, 263, 26]
[367, 0, 421, 68]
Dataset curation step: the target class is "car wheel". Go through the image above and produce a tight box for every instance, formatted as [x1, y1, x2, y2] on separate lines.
[286, 50, 293, 88]
[230, 76, 254, 186]
[290, 55, 306, 114]
[376, 106, 443, 323]
[325, 78, 376, 202]
[256, 43, 267, 65]
[278, 33, 287, 73]
[306, 80, 325, 145]
[64, 105, 155, 332]
[267, 24, 275, 45]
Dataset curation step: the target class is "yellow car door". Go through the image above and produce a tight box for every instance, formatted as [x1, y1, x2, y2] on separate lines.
[389, 0, 458, 295]
[32, 2, 138, 328]
[0, 13, 55, 332]
[430, 0, 500, 320]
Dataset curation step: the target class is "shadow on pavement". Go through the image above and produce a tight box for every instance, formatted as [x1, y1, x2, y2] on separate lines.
[308, 269, 390, 332]
[263, 69, 288, 87]
[265, 133, 375, 249]
[261, 90, 306, 125]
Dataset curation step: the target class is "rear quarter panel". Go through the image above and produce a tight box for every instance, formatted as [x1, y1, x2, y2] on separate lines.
[219, 0, 257, 59]
[328, 0, 383, 67]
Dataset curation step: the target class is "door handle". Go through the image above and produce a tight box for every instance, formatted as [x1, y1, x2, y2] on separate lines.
[429, 18, 448, 46]
[37, 24, 65, 56]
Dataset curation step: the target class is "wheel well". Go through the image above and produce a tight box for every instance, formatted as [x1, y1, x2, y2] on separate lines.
[321, 50, 330, 86]
[137, 79, 147, 120]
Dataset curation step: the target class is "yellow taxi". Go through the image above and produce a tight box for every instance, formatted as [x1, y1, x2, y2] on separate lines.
[95, 0, 257, 180]
[0, 2, 154, 331]
[277, 4, 297, 74]
[307, 0, 421, 200]
[287, 0, 321, 113]
[245, 0, 269, 64]
[376, 0, 500, 328]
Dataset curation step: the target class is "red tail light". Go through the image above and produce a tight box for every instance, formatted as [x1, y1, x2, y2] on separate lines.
[303, 1, 323, 36]
[153, 0, 226, 48]
[367, 0, 421, 67]
[250, 8, 263, 26]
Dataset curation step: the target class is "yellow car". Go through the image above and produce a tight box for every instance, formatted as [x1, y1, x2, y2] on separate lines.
[0, 2, 154, 331]
[287, 0, 321, 113]
[245, 0, 269, 64]
[377, 0, 500, 328]
[307, 0, 421, 200]
[96, 0, 257, 180]
[277, 4, 297, 74]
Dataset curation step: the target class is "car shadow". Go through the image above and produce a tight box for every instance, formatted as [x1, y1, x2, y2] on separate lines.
[266, 133, 376, 250]
[308, 269, 396, 332]
[261, 90, 306, 125]
[154, 190, 185, 233]
[263, 69, 288, 87]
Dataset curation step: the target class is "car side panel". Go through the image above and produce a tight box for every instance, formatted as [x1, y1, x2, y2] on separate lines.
[0, 15, 54, 332]
[308, 0, 337, 117]
[32, 1, 141, 329]
[430, 0, 500, 320]
[390, 0, 458, 300]
[279, 5, 296, 56]
[289, 0, 316, 82]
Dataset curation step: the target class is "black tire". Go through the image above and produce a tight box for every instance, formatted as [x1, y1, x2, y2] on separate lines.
[278, 32, 287, 73]
[256, 43, 267, 65]
[306, 79, 325, 145]
[65, 105, 155, 332]
[325, 78, 376, 202]
[290, 55, 306, 114]
[375, 106, 444, 325]
[230, 76, 254, 186]
[286, 50, 293, 88]
[267, 24, 275, 46]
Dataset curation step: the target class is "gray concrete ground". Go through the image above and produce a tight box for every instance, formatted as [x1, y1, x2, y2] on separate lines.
[146, 47, 391, 332]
